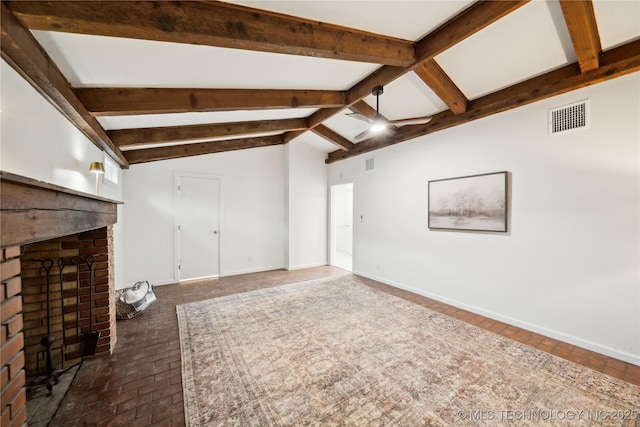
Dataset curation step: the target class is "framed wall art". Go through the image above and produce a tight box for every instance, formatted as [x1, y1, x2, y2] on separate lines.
[428, 171, 508, 232]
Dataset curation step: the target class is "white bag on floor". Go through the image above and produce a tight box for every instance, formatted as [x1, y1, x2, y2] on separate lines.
[117, 281, 156, 318]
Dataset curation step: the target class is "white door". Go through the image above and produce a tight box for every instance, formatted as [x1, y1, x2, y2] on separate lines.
[177, 174, 220, 280]
[330, 183, 353, 271]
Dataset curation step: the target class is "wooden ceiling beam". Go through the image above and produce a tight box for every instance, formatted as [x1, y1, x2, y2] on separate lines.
[301, 1, 530, 137]
[0, 3, 128, 167]
[6, 0, 415, 67]
[413, 59, 468, 114]
[415, 1, 530, 61]
[469, 39, 638, 114]
[349, 100, 378, 118]
[311, 125, 355, 151]
[306, 107, 352, 130]
[559, 0, 601, 73]
[327, 38, 640, 163]
[282, 130, 308, 144]
[345, 66, 411, 107]
[76, 88, 346, 116]
[348, 1, 530, 104]
[109, 118, 307, 147]
[124, 135, 285, 164]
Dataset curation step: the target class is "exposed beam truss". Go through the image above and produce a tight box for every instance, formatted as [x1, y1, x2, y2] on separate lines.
[413, 59, 468, 114]
[303, 1, 530, 135]
[310, 125, 355, 152]
[3, 0, 530, 164]
[4, 0, 637, 165]
[348, 100, 379, 119]
[559, 0, 601, 73]
[327, 39, 640, 163]
[6, 0, 415, 67]
[124, 135, 285, 164]
[109, 119, 307, 147]
[76, 88, 346, 116]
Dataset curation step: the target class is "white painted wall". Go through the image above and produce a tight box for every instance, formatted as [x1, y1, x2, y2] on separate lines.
[284, 138, 328, 270]
[0, 59, 125, 289]
[121, 147, 286, 287]
[0, 60, 123, 201]
[329, 73, 640, 365]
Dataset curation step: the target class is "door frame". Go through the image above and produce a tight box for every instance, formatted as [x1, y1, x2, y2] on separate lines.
[329, 182, 354, 271]
[174, 171, 222, 282]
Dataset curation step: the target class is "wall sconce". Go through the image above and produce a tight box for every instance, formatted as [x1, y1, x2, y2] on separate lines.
[89, 161, 105, 195]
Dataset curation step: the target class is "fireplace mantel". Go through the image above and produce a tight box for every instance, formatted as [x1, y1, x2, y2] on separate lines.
[0, 171, 120, 248]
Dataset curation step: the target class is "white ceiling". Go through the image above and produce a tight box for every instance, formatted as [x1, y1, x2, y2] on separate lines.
[29, 0, 640, 153]
[435, 1, 576, 99]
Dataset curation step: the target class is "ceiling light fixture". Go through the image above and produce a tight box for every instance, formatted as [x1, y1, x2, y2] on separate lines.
[370, 119, 387, 133]
[346, 86, 432, 141]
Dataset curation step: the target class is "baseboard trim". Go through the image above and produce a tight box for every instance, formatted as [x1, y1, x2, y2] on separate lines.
[127, 264, 315, 289]
[117, 279, 178, 290]
[221, 265, 287, 278]
[285, 262, 327, 271]
[354, 270, 640, 367]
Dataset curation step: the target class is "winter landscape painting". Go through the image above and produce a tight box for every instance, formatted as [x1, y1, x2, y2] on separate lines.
[428, 171, 508, 232]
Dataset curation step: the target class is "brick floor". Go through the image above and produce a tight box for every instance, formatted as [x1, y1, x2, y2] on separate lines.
[49, 267, 640, 426]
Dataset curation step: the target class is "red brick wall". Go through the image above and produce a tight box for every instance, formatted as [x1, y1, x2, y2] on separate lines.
[20, 227, 116, 377]
[107, 226, 117, 351]
[1, 246, 27, 427]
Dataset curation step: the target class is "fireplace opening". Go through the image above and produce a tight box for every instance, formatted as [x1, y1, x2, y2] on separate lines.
[18, 227, 116, 420]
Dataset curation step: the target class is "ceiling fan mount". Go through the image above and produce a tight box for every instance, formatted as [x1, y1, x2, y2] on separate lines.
[346, 85, 432, 141]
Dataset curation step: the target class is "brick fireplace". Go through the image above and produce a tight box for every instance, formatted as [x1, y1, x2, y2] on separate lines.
[1, 172, 118, 427]
[20, 227, 116, 378]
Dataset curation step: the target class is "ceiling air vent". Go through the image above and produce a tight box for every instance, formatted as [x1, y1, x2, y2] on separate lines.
[365, 157, 375, 171]
[548, 99, 589, 135]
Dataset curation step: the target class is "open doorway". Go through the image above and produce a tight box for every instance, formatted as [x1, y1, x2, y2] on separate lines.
[330, 183, 353, 271]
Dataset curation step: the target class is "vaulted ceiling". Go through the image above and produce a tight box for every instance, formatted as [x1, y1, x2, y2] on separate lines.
[2, 1, 639, 169]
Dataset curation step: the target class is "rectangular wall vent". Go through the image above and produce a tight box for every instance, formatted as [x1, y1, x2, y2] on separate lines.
[548, 99, 589, 135]
[365, 157, 375, 171]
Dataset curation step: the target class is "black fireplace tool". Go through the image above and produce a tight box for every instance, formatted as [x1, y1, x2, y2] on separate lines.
[40, 259, 60, 395]
[80, 255, 99, 356]
[58, 258, 67, 347]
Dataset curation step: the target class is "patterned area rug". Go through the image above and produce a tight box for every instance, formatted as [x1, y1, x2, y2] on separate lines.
[177, 276, 640, 426]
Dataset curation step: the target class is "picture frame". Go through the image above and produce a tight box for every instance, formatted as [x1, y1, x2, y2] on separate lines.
[428, 171, 508, 232]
